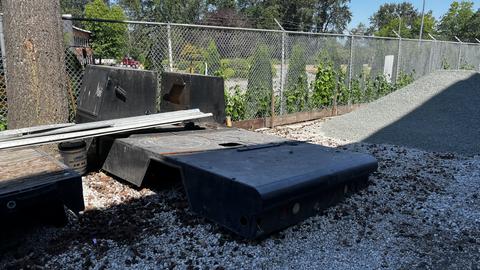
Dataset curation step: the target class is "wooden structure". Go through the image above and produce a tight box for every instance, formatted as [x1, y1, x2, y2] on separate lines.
[0, 148, 84, 223]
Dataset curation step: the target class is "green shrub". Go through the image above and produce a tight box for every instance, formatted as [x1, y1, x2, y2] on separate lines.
[179, 43, 205, 73]
[284, 44, 308, 113]
[224, 85, 246, 121]
[460, 63, 475, 70]
[246, 44, 273, 118]
[363, 76, 376, 102]
[219, 58, 250, 78]
[374, 75, 393, 98]
[442, 57, 451, 70]
[395, 72, 414, 89]
[176, 60, 205, 74]
[350, 77, 363, 104]
[311, 59, 336, 108]
[216, 66, 235, 79]
[205, 40, 221, 76]
[285, 74, 309, 113]
[0, 116, 6, 131]
[335, 68, 349, 106]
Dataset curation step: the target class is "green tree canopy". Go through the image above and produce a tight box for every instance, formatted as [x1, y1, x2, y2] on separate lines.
[84, 0, 128, 61]
[238, 0, 352, 33]
[368, 2, 436, 39]
[463, 9, 480, 41]
[61, 0, 90, 19]
[110, 0, 354, 33]
[351, 22, 368, 35]
[118, 0, 206, 23]
[438, 1, 475, 41]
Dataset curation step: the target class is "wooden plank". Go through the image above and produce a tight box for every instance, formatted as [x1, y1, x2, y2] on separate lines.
[0, 148, 74, 194]
[233, 104, 363, 130]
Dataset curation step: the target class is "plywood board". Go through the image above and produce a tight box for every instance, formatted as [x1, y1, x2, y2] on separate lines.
[0, 148, 72, 194]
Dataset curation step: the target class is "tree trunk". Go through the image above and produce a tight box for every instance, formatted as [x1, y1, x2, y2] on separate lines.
[2, 0, 68, 129]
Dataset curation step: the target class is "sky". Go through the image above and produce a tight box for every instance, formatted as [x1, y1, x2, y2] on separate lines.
[348, 0, 480, 29]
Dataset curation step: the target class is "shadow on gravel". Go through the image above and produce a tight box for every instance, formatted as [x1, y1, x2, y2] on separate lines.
[364, 72, 480, 156]
[0, 176, 249, 269]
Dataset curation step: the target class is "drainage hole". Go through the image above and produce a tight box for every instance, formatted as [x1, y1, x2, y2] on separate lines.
[219, 142, 243, 147]
[6, 200, 16, 209]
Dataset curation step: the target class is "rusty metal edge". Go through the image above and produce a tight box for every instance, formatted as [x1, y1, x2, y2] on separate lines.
[233, 104, 363, 130]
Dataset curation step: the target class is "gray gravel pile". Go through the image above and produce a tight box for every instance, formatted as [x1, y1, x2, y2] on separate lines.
[1, 122, 479, 269]
[319, 70, 480, 156]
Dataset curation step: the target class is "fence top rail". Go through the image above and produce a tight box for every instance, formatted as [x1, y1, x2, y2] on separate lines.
[63, 16, 379, 39]
[62, 16, 478, 46]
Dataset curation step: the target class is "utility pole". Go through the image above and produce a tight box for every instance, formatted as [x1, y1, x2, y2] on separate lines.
[419, 0, 426, 40]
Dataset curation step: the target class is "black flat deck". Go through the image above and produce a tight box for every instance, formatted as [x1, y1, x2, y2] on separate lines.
[102, 128, 287, 186]
[102, 128, 378, 238]
[0, 148, 84, 216]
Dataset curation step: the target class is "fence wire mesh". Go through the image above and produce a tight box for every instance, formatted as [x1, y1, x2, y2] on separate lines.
[0, 54, 6, 127]
[1, 19, 480, 126]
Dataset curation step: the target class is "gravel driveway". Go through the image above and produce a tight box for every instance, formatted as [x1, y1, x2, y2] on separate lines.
[319, 70, 480, 156]
[1, 121, 479, 269]
[1, 71, 480, 269]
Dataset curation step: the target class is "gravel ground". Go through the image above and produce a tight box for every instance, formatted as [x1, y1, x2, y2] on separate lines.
[319, 70, 480, 156]
[1, 72, 480, 269]
[1, 120, 479, 269]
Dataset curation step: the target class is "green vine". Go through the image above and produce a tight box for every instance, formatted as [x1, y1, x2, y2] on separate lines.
[224, 85, 246, 121]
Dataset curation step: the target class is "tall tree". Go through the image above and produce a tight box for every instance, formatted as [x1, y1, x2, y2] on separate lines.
[119, 0, 207, 23]
[463, 9, 480, 41]
[438, 1, 475, 41]
[2, 0, 69, 129]
[207, 0, 236, 10]
[412, 12, 436, 38]
[369, 2, 418, 33]
[350, 22, 368, 35]
[369, 2, 435, 38]
[84, 0, 128, 62]
[237, 0, 281, 29]
[312, 0, 351, 33]
[202, 6, 252, 27]
[238, 0, 351, 33]
[61, 0, 90, 18]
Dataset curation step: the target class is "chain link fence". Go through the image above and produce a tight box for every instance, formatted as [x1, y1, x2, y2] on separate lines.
[1, 18, 480, 126]
[0, 53, 5, 128]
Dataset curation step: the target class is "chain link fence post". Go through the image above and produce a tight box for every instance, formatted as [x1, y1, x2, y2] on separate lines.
[279, 31, 285, 116]
[274, 19, 285, 116]
[428, 34, 437, 72]
[476, 38, 480, 71]
[347, 35, 354, 107]
[455, 36, 462, 69]
[0, 14, 7, 125]
[393, 30, 401, 83]
[167, 22, 173, 72]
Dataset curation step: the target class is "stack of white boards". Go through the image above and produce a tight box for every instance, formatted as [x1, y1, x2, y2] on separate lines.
[0, 109, 212, 150]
